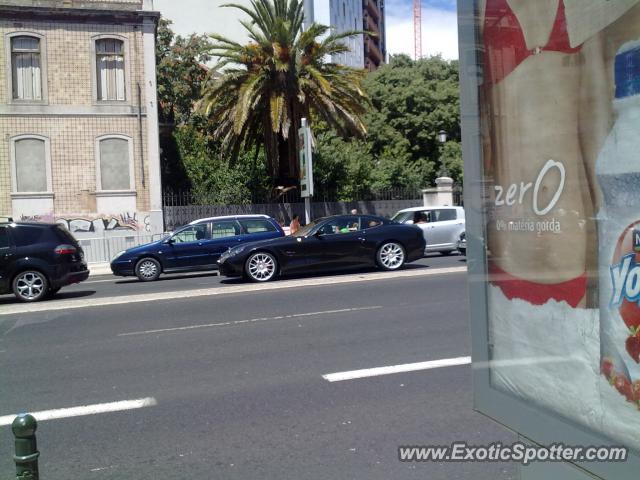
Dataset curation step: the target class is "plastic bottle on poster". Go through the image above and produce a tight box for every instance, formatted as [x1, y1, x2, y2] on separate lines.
[597, 40, 640, 404]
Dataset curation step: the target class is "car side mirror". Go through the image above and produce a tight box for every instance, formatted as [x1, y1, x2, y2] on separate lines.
[164, 237, 175, 245]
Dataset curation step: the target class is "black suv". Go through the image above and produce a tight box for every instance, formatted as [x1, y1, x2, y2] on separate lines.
[0, 222, 89, 302]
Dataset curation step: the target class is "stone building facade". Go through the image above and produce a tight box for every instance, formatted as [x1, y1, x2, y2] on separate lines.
[0, 0, 162, 237]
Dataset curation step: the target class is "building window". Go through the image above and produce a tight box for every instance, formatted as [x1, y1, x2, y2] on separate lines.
[11, 35, 42, 101]
[97, 136, 134, 191]
[10, 135, 51, 193]
[95, 38, 126, 101]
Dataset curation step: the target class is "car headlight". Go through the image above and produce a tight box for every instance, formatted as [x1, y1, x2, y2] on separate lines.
[229, 245, 247, 256]
[112, 250, 127, 261]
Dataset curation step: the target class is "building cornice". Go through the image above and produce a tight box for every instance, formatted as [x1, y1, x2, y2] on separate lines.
[0, 5, 160, 24]
[0, 104, 148, 117]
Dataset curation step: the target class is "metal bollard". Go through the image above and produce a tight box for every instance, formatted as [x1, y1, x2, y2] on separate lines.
[12, 414, 39, 480]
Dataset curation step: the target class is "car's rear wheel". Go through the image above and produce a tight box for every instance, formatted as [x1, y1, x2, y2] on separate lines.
[245, 252, 278, 282]
[12, 270, 49, 302]
[135, 257, 161, 282]
[377, 242, 406, 271]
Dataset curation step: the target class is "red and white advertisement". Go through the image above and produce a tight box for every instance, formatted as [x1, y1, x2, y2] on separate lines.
[478, 0, 640, 453]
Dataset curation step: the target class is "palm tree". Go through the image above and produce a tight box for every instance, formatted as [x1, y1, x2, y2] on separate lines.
[200, 0, 369, 186]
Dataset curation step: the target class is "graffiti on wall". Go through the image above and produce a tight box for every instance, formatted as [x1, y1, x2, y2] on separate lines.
[20, 212, 152, 233]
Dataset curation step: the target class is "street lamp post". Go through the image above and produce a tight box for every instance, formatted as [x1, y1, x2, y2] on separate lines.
[437, 130, 449, 178]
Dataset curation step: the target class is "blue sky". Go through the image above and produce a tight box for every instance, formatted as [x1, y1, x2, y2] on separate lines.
[384, 0, 459, 58]
[388, 0, 457, 13]
[154, 0, 459, 60]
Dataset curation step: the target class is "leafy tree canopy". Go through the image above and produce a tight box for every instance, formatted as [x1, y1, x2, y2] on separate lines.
[199, 0, 369, 182]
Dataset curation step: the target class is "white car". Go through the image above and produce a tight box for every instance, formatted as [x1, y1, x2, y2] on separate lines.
[391, 206, 465, 255]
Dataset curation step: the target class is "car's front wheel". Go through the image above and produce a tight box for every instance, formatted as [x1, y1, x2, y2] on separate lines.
[12, 270, 49, 302]
[135, 257, 161, 282]
[377, 242, 406, 271]
[245, 252, 278, 282]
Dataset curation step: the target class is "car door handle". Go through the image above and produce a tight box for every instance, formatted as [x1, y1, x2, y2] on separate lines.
[357, 237, 366, 242]
[198, 242, 204, 246]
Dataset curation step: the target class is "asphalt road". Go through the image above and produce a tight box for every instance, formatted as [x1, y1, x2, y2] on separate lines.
[0, 253, 465, 306]
[0, 254, 518, 479]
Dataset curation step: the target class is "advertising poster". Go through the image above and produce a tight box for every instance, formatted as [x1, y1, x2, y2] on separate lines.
[477, 0, 640, 454]
[298, 120, 313, 198]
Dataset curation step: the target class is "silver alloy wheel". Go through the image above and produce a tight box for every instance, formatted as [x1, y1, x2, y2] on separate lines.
[378, 242, 405, 270]
[137, 259, 159, 280]
[15, 271, 47, 301]
[246, 252, 277, 282]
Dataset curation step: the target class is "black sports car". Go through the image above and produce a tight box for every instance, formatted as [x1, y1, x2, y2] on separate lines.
[217, 214, 426, 282]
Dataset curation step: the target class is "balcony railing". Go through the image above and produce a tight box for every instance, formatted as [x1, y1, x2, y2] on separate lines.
[365, 14, 380, 37]
[364, 0, 380, 21]
[366, 37, 383, 65]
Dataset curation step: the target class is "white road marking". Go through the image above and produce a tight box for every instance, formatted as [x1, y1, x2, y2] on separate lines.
[1, 266, 466, 316]
[119, 306, 382, 336]
[474, 355, 582, 369]
[0, 397, 157, 427]
[322, 356, 472, 382]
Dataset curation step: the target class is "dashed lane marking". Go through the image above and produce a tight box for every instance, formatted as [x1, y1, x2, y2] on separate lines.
[1, 266, 466, 316]
[0, 397, 157, 427]
[322, 356, 472, 382]
[118, 306, 383, 336]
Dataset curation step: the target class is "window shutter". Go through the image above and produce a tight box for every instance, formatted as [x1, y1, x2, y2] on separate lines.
[15, 138, 47, 192]
[99, 138, 131, 190]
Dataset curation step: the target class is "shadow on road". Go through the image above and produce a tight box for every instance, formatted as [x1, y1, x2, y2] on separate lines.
[218, 261, 452, 285]
[114, 272, 219, 285]
[0, 289, 97, 306]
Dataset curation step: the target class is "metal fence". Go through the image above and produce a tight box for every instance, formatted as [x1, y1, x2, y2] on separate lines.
[162, 187, 426, 208]
[161, 186, 464, 231]
[76, 234, 160, 264]
[162, 199, 425, 232]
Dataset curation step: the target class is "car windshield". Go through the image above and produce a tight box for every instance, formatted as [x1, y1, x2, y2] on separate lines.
[291, 219, 320, 237]
[391, 211, 415, 224]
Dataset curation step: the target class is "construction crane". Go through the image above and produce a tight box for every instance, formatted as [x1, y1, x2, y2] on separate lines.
[414, 0, 422, 60]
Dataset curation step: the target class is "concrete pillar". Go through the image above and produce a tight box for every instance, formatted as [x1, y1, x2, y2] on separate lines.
[143, 15, 164, 235]
[422, 177, 454, 207]
[435, 176, 454, 206]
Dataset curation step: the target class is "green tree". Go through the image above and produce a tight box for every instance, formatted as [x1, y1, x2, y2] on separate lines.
[311, 54, 461, 198]
[156, 19, 213, 125]
[363, 54, 462, 185]
[174, 124, 270, 204]
[199, 0, 369, 185]
[156, 19, 272, 200]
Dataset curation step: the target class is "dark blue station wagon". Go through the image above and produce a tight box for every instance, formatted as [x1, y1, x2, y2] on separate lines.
[110, 215, 285, 281]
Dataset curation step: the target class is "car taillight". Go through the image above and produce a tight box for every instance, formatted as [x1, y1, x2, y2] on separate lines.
[54, 244, 77, 255]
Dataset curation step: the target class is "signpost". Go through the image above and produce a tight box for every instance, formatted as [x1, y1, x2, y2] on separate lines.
[298, 118, 314, 224]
